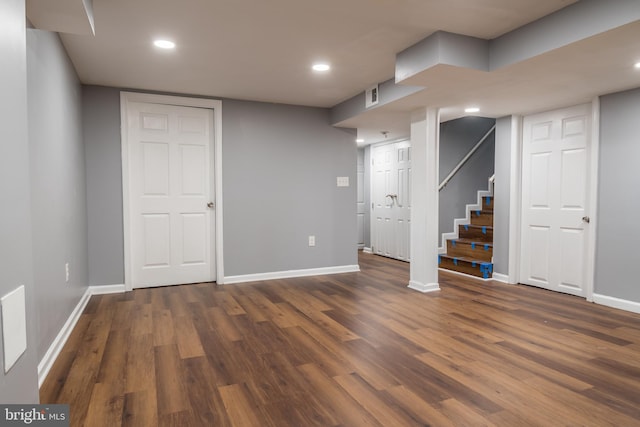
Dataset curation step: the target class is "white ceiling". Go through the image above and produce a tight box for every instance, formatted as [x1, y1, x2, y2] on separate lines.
[27, 0, 640, 145]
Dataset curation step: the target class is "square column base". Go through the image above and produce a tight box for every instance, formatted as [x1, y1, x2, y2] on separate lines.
[408, 281, 440, 293]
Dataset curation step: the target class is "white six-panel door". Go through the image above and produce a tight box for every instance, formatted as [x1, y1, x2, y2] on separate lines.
[372, 143, 394, 258]
[520, 104, 591, 297]
[371, 141, 411, 261]
[126, 101, 215, 288]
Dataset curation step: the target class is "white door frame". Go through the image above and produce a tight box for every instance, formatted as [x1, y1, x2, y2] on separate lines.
[585, 97, 600, 302]
[506, 115, 523, 286]
[509, 98, 599, 301]
[120, 92, 224, 290]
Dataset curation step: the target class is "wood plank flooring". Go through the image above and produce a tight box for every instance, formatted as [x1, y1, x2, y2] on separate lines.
[41, 252, 640, 426]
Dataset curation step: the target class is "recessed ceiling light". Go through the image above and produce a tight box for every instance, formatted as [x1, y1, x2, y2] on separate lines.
[154, 39, 176, 49]
[312, 63, 331, 72]
[465, 107, 480, 113]
[356, 138, 365, 143]
[634, 62, 640, 69]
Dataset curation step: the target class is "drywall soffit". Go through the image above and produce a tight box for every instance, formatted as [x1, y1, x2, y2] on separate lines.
[27, 0, 95, 35]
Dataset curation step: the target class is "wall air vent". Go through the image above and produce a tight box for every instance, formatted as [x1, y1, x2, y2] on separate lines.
[365, 84, 379, 108]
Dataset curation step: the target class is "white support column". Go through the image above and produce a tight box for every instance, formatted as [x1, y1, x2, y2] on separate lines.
[408, 107, 440, 293]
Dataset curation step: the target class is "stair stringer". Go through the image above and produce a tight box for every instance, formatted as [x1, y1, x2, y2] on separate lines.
[438, 176, 494, 255]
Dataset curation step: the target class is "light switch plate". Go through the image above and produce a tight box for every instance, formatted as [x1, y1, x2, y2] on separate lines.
[1, 285, 27, 373]
[337, 176, 349, 187]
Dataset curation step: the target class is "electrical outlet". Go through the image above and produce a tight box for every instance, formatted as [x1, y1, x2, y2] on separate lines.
[65, 263, 69, 283]
[308, 235, 316, 247]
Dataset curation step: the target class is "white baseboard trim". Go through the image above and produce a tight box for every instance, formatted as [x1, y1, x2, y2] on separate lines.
[90, 284, 126, 295]
[492, 272, 510, 283]
[224, 265, 361, 285]
[362, 247, 373, 254]
[38, 284, 126, 388]
[593, 293, 640, 315]
[408, 281, 440, 293]
[38, 287, 91, 387]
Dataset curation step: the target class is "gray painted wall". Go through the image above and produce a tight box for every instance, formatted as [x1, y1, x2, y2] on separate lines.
[596, 88, 640, 303]
[492, 116, 513, 276]
[223, 100, 358, 276]
[0, 0, 39, 403]
[83, 86, 124, 286]
[83, 90, 358, 281]
[439, 117, 495, 237]
[27, 29, 89, 360]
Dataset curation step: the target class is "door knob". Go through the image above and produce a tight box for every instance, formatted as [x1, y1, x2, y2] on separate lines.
[582, 216, 590, 223]
[207, 202, 214, 209]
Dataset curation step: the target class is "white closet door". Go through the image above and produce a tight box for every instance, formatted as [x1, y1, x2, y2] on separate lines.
[521, 104, 591, 297]
[371, 141, 411, 261]
[126, 101, 215, 288]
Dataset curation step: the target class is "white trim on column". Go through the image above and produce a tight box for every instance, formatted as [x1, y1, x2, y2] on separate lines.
[408, 281, 440, 293]
[119, 92, 224, 289]
[507, 115, 523, 284]
[408, 107, 440, 293]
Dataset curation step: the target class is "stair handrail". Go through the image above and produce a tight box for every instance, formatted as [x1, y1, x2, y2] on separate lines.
[439, 125, 496, 191]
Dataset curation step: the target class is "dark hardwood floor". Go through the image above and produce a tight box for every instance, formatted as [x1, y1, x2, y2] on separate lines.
[41, 252, 640, 426]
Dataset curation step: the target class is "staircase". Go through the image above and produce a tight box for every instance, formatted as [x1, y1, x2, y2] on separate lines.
[438, 194, 494, 279]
